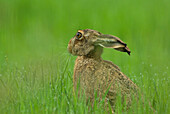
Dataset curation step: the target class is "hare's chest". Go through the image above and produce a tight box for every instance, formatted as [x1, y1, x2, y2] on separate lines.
[75, 59, 100, 79]
[74, 58, 101, 85]
[74, 59, 110, 91]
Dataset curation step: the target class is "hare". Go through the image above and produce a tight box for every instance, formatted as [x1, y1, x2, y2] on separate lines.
[68, 29, 139, 111]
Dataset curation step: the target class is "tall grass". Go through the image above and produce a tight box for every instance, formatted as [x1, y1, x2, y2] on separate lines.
[0, 0, 170, 113]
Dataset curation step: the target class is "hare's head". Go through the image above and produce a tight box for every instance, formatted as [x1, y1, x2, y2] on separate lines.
[68, 29, 131, 57]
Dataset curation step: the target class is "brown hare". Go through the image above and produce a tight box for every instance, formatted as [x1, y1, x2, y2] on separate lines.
[68, 29, 139, 112]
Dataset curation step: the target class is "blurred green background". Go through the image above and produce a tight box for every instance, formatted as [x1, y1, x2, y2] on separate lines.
[0, 0, 169, 64]
[0, 0, 169, 113]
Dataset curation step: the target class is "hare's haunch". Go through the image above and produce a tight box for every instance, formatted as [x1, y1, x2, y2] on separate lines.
[68, 29, 138, 111]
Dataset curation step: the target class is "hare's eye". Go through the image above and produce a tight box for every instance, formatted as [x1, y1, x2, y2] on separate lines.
[76, 32, 83, 39]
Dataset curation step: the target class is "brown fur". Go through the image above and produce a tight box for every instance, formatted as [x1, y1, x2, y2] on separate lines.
[68, 29, 138, 111]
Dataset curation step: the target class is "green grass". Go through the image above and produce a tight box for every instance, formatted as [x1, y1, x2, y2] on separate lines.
[0, 0, 170, 113]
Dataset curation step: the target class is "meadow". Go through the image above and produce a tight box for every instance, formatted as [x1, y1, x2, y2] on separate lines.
[0, 0, 169, 113]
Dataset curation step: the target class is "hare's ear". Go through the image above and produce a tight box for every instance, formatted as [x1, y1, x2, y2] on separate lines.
[93, 34, 131, 55]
